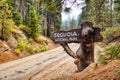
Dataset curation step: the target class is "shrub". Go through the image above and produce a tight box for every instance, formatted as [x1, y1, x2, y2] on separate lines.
[105, 44, 120, 59]
[27, 44, 36, 54]
[32, 33, 40, 38]
[102, 27, 120, 43]
[2, 26, 11, 40]
[17, 39, 28, 51]
[99, 43, 120, 64]
[28, 37, 34, 43]
[12, 11, 22, 26]
[17, 39, 37, 54]
[35, 48, 41, 53]
[35, 37, 49, 44]
[17, 39, 48, 54]
[15, 48, 21, 55]
[2, 19, 16, 40]
[98, 55, 107, 64]
[26, 6, 39, 38]
[39, 45, 48, 52]
[19, 24, 31, 35]
[11, 28, 17, 33]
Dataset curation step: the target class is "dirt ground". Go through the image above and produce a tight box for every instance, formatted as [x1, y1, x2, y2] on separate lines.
[31, 59, 77, 80]
[0, 37, 119, 80]
[31, 58, 120, 80]
[0, 36, 59, 64]
[30, 41, 120, 80]
[66, 59, 120, 80]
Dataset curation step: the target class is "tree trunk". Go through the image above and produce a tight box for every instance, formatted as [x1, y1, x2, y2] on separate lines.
[47, 12, 50, 37]
[110, 0, 113, 27]
[60, 43, 77, 59]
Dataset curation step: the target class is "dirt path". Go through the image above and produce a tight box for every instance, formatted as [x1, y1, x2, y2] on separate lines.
[0, 43, 79, 80]
[0, 43, 103, 80]
[31, 57, 76, 80]
[31, 44, 120, 80]
[31, 44, 103, 80]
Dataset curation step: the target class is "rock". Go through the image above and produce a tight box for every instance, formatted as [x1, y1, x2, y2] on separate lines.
[0, 40, 10, 52]
[6, 37, 18, 49]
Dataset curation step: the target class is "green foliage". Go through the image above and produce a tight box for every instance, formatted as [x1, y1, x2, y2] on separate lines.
[2, 26, 11, 40]
[35, 37, 49, 44]
[39, 0, 61, 36]
[28, 37, 34, 43]
[0, 0, 12, 20]
[114, 0, 120, 3]
[114, 0, 120, 23]
[15, 48, 21, 55]
[0, 0, 14, 40]
[0, 0, 61, 38]
[19, 24, 31, 35]
[2, 19, 16, 40]
[17, 38, 48, 54]
[98, 55, 107, 64]
[114, 4, 120, 11]
[6, 0, 15, 11]
[99, 43, 120, 64]
[105, 44, 120, 59]
[17, 39, 28, 51]
[47, 2, 58, 13]
[13, 11, 22, 26]
[0, 0, 58, 54]
[41, 0, 61, 13]
[26, 6, 39, 38]
[17, 39, 36, 54]
[114, 0, 120, 11]
[27, 44, 36, 54]
[102, 27, 120, 43]
[82, 0, 117, 28]
[27, 0, 34, 5]
[39, 45, 48, 52]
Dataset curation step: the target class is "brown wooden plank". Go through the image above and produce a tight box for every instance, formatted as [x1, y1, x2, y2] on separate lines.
[51, 29, 81, 43]
[51, 28, 103, 43]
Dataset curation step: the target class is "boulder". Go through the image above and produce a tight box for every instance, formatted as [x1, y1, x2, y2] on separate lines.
[6, 37, 18, 49]
[0, 40, 10, 52]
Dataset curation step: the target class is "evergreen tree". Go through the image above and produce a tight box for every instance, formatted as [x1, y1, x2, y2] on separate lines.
[0, 0, 13, 40]
[13, 11, 22, 26]
[6, 0, 22, 26]
[27, 6, 39, 38]
[114, 0, 120, 23]
[80, 0, 114, 29]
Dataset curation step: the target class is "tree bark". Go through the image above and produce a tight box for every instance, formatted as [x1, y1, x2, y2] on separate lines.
[60, 43, 77, 59]
[47, 12, 51, 37]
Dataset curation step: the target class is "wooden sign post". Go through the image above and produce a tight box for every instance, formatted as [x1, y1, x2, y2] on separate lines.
[51, 21, 103, 72]
[51, 29, 81, 43]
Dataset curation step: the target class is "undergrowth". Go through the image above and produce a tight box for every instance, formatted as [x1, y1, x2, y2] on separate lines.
[102, 27, 120, 43]
[99, 43, 120, 64]
[15, 39, 48, 55]
[35, 37, 49, 45]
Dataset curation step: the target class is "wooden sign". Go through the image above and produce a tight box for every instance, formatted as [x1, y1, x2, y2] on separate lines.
[51, 29, 81, 43]
[93, 28, 103, 42]
[51, 28, 103, 43]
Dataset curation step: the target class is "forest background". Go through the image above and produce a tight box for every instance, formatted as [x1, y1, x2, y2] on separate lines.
[0, 0, 119, 63]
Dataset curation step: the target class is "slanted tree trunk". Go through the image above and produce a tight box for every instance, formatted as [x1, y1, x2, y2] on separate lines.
[60, 43, 77, 59]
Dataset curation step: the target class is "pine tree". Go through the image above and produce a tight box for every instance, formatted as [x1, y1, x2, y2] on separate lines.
[13, 11, 22, 26]
[0, 0, 13, 40]
[114, 0, 120, 23]
[27, 6, 39, 38]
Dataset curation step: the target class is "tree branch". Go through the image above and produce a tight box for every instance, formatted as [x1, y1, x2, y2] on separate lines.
[60, 43, 77, 59]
